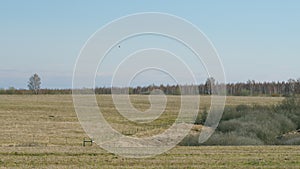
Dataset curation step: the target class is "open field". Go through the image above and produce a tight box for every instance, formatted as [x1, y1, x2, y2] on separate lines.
[2, 95, 299, 168]
[1, 146, 300, 168]
[0, 95, 283, 145]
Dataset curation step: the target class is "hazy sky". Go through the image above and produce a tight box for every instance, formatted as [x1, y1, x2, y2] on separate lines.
[0, 0, 299, 88]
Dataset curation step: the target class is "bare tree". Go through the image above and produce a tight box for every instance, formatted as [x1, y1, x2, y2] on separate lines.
[288, 78, 296, 96]
[28, 73, 41, 94]
[205, 77, 215, 95]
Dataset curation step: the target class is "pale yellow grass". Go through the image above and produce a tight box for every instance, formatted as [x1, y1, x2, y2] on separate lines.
[0, 94, 293, 168]
[0, 95, 283, 146]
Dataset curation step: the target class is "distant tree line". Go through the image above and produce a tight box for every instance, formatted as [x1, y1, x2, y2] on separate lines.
[1, 78, 300, 96]
[0, 88, 72, 95]
[225, 78, 300, 96]
[95, 78, 300, 96]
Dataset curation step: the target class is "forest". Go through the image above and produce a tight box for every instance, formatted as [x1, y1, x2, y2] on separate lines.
[1, 78, 300, 96]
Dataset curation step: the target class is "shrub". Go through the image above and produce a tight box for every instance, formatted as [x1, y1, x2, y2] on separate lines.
[187, 97, 300, 146]
[217, 119, 242, 133]
[277, 97, 300, 112]
[179, 134, 200, 146]
[194, 108, 208, 125]
[273, 113, 297, 134]
[235, 104, 251, 112]
[276, 97, 300, 128]
[280, 136, 300, 145]
[221, 107, 245, 121]
[203, 132, 264, 145]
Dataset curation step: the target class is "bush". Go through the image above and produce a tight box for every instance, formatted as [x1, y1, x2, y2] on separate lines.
[273, 113, 297, 134]
[221, 107, 245, 121]
[237, 111, 284, 144]
[194, 108, 208, 125]
[203, 132, 264, 145]
[276, 97, 300, 128]
[235, 104, 251, 112]
[184, 96, 300, 146]
[217, 119, 242, 133]
[179, 134, 200, 146]
[277, 97, 300, 112]
[279, 136, 300, 145]
[206, 98, 299, 145]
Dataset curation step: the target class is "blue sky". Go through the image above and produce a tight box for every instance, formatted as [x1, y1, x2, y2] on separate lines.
[0, 0, 299, 88]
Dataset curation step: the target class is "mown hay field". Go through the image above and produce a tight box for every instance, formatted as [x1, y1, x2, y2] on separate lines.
[1, 95, 299, 168]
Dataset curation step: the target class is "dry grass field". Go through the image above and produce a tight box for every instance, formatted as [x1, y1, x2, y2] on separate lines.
[1, 146, 300, 168]
[1, 95, 300, 168]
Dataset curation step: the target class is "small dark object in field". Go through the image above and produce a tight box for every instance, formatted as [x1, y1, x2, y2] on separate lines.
[83, 138, 93, 146]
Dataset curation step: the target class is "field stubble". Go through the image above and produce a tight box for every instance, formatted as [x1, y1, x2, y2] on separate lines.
[1, 95, 298, 168]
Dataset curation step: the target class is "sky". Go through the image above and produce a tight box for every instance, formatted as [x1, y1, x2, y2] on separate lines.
[0, 0, 299, 89]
